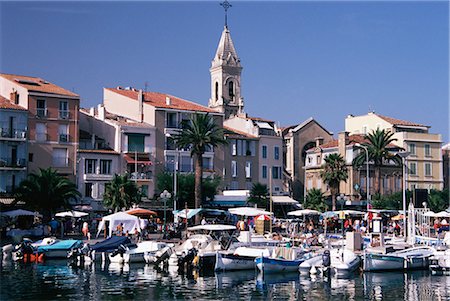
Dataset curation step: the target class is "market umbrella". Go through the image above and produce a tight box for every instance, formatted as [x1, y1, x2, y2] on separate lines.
[126, 208, 158, 218]
[1, 209, 42, 218]
[228, 207, 273, 217]
[423, 211, 437, 217]
[321, 211, 337, 218]
[55, 210, 89, 218]
[435, 211, 450, 218]
[287, 209, 320, 217]
[255, 214, 271, 221]
[391, 214, 405, 221]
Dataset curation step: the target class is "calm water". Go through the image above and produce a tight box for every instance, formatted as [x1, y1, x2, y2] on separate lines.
[1, 260, 449, 301]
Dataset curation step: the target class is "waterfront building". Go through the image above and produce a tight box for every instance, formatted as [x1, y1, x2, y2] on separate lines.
[0, 73, 80, 181]
[0, 96, 28, 196]
[282, 117, 334, 200]
[345, 112, 444, 190]
[305, 132, 403, 204]
[443, 143, 450, 190]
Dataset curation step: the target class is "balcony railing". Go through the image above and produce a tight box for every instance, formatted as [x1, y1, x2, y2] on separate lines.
[130, 172, 153, 180]
[36, 108, 48, 118]
[59, 110, 70, 119]
[0, 128, 27, 139]
[53, 157, 69, 167]
[0, 158, 27, 168]
[59, 134, 69, 143]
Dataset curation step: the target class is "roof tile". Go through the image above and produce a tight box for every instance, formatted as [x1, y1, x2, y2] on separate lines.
[375, 113, 427, 127]
[0, 95, 26, 110]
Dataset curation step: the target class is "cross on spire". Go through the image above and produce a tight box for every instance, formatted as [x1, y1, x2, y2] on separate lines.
[220, 0, 232, 28]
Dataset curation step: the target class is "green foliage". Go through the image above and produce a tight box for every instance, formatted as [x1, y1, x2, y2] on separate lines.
[203, 176, 221, 201]
[371, 190, 413, 210]
[103, 174, 141, 212]
[304, 188, 327, 212]
[248, 183, 269, 207]
[320, 153, 348, 210]
[428, 189, 449, 212]
[15, 167, 81, 221]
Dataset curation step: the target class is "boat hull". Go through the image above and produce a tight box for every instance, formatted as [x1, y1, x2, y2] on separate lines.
[215, 252, 255, 271]
[255, 257, 303, 273]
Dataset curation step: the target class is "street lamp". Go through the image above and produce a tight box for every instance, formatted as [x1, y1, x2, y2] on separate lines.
[397, 151, 410, 240]
[165, 133, 179, 212]
[160, 189, 171, 238]
[355, 143, 370, 211]
[337, 193, 348, 237]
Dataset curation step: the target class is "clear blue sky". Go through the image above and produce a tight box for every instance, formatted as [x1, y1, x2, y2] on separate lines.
[1, 1, 448, 141]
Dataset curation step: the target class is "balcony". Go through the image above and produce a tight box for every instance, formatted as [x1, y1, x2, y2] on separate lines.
[53, 157, 69, 167]
[59, 134, 69, 143]
[59, 110, 70, 120]
[36, 108, 48, 118]
[0, 158, 27, 169]
[0, 128, 27, 140]
[130, 171, 153, 181]
[83, 173, 114, 181]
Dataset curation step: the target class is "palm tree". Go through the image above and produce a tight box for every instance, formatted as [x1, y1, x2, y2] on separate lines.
[304, 188, 327, 212]
[15, 167, 81, 222]
[248, 183, 269, 208]
[353, 128, 402, 194]
[173, 113, 226, 223]
[103, 174, 141, 212]
[320, 153, 348, 211]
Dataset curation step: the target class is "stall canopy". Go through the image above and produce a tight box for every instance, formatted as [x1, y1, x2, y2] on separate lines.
[287, 209, 321, 216]
[228, 207, 273, 217]
[96, 212, 141, 238]
[173, 208, 225, 220]
[55, 211, 88, 218]
[1, 209, 42, 218]
[126, 208, 157, 218]
[271, 196, 299, 205]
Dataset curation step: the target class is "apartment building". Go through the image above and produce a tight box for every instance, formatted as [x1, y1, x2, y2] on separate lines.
[443, 143, 450, 190]
[0, 96, 28, 194]
[283, 117, 334, 199]
[345, 112, 444, 191]
[305, 132, 403, 204]
[0, 73, 80, 180]
[79, 106, 156, 200]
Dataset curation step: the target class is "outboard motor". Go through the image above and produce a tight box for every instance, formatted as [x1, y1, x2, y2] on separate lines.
[177, 248, 198, 275]
[322, 249, 331, 274]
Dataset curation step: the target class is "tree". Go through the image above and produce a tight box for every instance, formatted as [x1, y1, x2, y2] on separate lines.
[304, 188, 327, 212]
[428, 189, 449, 212]
[353, 128, 402, 194]
[248, 183, 269, 207]
[15, 167, 81, 222]
[103, 174, 141, 212]
[172, 113, 227, 223]
[320, 153, 348, 211]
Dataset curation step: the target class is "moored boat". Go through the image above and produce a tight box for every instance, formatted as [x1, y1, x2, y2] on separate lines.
[429, 249, 450, 275]
[37, 239, 83, 259]
[215, 247, 271, 272]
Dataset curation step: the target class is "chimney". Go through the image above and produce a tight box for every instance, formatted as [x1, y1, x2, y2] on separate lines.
[138, 90, 144, 122]
[315, 136, 324, 147]
[165, 96, 171, 106]
[98, 104, 105, 121]
[89, 107, 95, 116]
[338, 132, 349, 157]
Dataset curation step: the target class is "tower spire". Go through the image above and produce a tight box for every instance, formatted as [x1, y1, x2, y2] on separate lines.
[220, 0, 232, 28]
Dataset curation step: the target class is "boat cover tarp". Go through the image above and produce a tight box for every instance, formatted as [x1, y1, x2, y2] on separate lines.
[38, 239, 82, 252]
[90, 236, 131, 252]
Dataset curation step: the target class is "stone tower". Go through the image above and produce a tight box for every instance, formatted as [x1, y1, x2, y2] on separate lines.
[208, 25, 244, 119]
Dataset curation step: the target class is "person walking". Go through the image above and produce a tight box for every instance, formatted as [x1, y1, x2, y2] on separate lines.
[82, 221, 90, 240]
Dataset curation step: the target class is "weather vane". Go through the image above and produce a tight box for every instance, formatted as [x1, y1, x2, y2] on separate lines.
[220, 0, 232, 27]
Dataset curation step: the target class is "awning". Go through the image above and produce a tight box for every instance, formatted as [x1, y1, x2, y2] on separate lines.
[255, 121, 273, 130]
[271, 196, 299, 205]
[207, 195, 248, 207]
[124, 153, 152, 165]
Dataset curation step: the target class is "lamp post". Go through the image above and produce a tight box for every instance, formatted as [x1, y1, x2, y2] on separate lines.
[165, 133, 179, 212]
[355, 143, 370, 211]
[160, 189, 171, 239]
[337, 193, 347, 238]
[398, 151, 410, 240]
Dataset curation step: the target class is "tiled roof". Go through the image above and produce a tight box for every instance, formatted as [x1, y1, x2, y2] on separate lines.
[247, 116, 274, 123]
[375, 113, 427, 127]
[224, 126, 257, 138]
[0, 95, 26, 110]
[0, 73, 79, 97]
[311, 134, 399, 151]
[105, 88, 217, 113]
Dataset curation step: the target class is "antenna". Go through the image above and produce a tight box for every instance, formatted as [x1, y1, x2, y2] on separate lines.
[220, 0, 232, 28]
[144, 81, 149, 93]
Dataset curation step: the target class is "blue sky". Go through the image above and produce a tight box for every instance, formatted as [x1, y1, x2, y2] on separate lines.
[1, 1, 448, 141]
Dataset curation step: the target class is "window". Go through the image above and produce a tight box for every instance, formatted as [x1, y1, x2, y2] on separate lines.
[141, 185, 149, 197]
[317, 179, 322, 189]
[58, 124, 69, 142]
[262, 165, 267, 179]
[245, 161, 251, 178]
[231, 181, 238, 190]
[408, 143, 416, 155]
[395, 177, 401, 190]
[165, 155, 175, 172]
[245, 141, 254, 156]
[166, 136, 176, 150]
[272, 166, 281, 179]
[425, 163, 432, 176]
[231, 161, 237, 177]
[362, 126, 367, 135]
[262, 145, 267, 159]
[228, 81, 234, 101]
[409, 162, 417, 176]
[215, 82, 219, 101]
[36, 123, 46, 141]
[85, 159, 97, 174]
[231, 140, 237, 156]
[316, 155, 321, 165]
[166, 112, 177, 128]
[36, 99, 46, 117]
[85, 183, 93, 198]
[203, 157, 212, 170]
[274, 146, 280, 160]
[127, 134, 145, 152]
[28, 153, 33, 162]
[237, 140, 242, 156]
[307, 179, 312, 190]
[180, 156, 192, 172]
[52, 148, 68, 167]
[100, 159, 112, 174]
[59, 101, 69, 119]
[424, 144, 431, 157]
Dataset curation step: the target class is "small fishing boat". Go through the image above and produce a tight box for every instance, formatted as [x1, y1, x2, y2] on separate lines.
[109, 241, 174, 264]
[330, 248, 361, 276]
[68, 236, 132, 264]
[429, 249, 450, 275]
[299, 253, 324, 275]
[37, 239, 83, 259]
[363, 246, 435, 272]
[215, 247, 271, 272]
[255, 246, 306, 273]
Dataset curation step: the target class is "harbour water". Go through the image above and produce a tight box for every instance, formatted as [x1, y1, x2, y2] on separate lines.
[1, 260, 449, 300]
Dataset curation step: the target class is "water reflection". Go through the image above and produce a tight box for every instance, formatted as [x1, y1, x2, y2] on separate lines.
[1, 260, 450, 300]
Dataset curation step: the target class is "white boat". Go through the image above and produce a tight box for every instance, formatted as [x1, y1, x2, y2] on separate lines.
[109, 241, 174, 263]
[363, 246, 435, 272]
[215, 247, 271, 272]
[255, 246, 307, 273]
[299, 253, 324, 275]
[37, 239, 83, 259]
[330, 248, 361, 276]
[429, 249, 450, 275]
